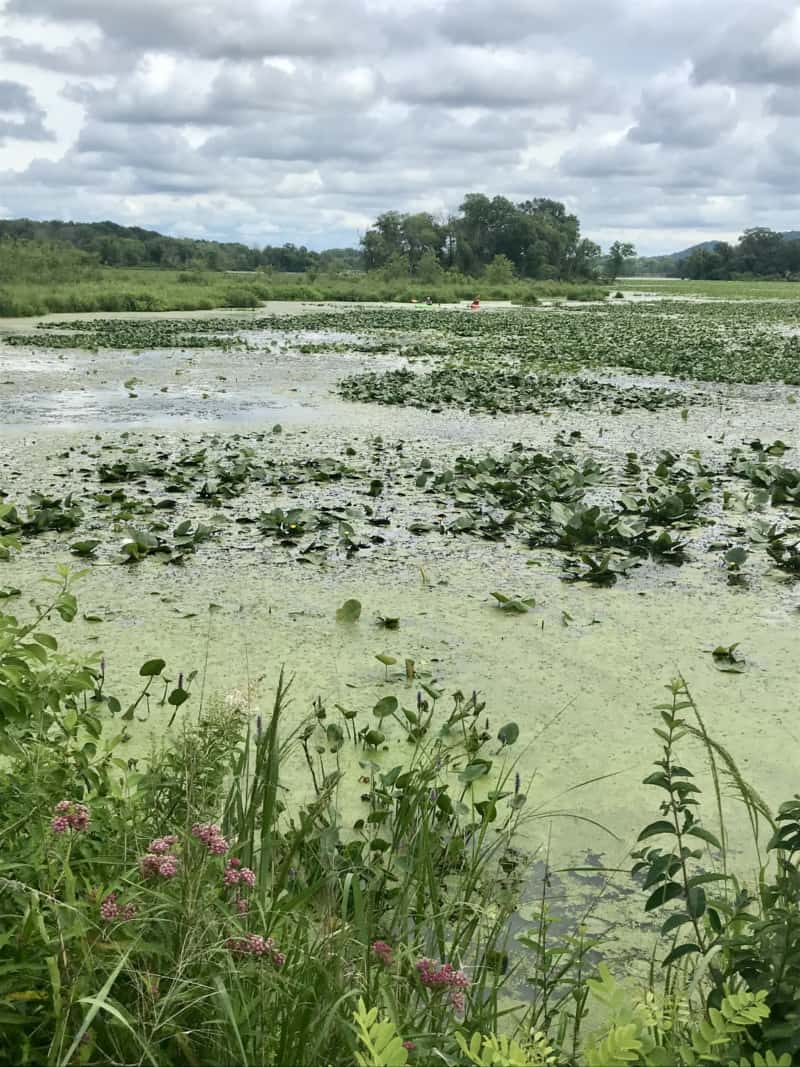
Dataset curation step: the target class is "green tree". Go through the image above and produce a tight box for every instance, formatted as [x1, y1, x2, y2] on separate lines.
[483, 254, 516, 285]
[737, 227, 784, 275]
[606, 241, 637, 280]
[572, 238, 602, 278]
[415, 250, 445, 284]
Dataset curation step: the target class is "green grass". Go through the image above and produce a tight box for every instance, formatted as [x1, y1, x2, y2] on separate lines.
[618, 277, 800, 300]
[0, 266, 609, 318]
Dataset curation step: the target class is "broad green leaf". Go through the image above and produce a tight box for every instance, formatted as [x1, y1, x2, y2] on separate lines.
[336, 598, 362, 622]
[497, 722, 519, 746]
[139, 658, 166, 677]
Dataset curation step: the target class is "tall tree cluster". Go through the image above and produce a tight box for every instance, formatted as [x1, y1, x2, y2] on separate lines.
[361, 194, 602, 280]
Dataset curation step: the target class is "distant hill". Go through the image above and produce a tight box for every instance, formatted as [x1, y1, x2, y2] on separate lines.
[629, 230, 800, 277]
[671, 231, 800, 261]
[671, 240, 724, 262]
[0, 218, 362, 272]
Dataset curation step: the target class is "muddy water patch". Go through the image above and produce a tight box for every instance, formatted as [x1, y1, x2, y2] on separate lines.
[2, 384, 322, 431]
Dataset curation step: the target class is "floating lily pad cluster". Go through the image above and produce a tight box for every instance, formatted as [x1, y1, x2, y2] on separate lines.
[405, 445, 716, 583]
[266, 303, 800, 384]
[0, 493, 83, 536]
[2, 429, 799, 588]
[5, 299, 800, 384]
[0, 432, 392, 567]
[337, 366, 698, 415]
[4, 317, 248, 350]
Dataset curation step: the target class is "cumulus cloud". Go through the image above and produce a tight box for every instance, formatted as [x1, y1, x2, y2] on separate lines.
[627, 68, 738, 148]
[692, 3, 800, 87]
[0, 79, 54, 144]
[386, 46, 612, 111]
[0, 0, 797, 253]
[5, 0, 388, 60]
[435, 0, 614, 45]
[0, 34, 131, 75]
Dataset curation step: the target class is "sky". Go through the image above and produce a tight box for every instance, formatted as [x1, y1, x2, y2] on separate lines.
[0, 0, 798, 255]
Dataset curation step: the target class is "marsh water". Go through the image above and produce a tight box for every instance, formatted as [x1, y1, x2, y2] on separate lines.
[2, 300, 798, 958]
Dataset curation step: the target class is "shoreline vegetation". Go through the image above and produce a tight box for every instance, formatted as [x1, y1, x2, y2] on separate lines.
[0, 265, 611, 319]
[1, 573, 798, 1066]
[3, 205, 800, 319]
[4, 263, 800, 322]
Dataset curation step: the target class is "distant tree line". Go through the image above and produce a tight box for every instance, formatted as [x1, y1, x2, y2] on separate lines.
[630, 228, 800, 280]
[0, 219, 363, 274]
[360, 194, 607, 280]
[0, 202, 640, 283]
[680, 229, 800, 280]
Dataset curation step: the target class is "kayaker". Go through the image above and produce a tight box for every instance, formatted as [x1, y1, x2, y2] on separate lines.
[469, 296, 480, 310]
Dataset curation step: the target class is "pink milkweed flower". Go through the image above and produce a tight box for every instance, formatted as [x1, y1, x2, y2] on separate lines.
[158, 855, 179, 878]
[51, 800, 90, 833]
[100, 894, 119, 921]
[191, 822, 229, 854]
[140, 853, 180, 879]
[139, 832, 180, 878]
[403, 1041, 416, 1051]
[223, 858, 255, 886]
[235, 897, 249, 914]
[100, 893, 137, 922]
[372, 940, 394, 967]
[149, 835, 178, 854]
[415, 958, 469, 1010]
[226, 934, 284, 966]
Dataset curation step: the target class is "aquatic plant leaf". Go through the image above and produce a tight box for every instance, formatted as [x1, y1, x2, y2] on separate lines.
[70, 540, 100, 557]
[167, 687, 189, 708]
[373, 696, 398, 719]
[336, 598, 362, 622]
[459, 759, 492, 783]
[497, 723, 519, 747]
[139, 658, 166, 677]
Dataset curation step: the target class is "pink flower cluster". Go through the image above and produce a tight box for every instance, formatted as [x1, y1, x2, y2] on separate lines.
[139, 835, 180, 879]
[51, 800, 90, 834]
[372, 940, 394, 967]
[226, 934, 285, 966]
[191, 822, 229, 854]
[150, 835, 178, 853]
[223, 857, 256, 888]
[224, 857, 256, 914]
[416, 958, 470, 1012]
[100, 893, 136, 923]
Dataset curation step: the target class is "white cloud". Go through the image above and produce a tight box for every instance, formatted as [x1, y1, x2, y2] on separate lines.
[0, 0, 797, 253]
